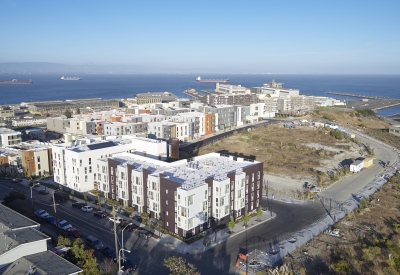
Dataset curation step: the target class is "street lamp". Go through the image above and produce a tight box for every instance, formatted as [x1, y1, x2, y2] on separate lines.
[30, 182, 40, 209]
[118, 248, 131, 271]
[121, 223, 132, 260]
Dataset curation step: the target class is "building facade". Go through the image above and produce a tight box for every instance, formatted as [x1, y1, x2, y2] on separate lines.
[96, 152, 263, 239]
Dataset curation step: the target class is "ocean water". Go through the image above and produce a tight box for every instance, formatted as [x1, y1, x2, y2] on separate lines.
[0, 74, 399, 115]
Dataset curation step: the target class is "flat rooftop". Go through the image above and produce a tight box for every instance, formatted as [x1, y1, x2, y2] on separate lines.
[107, 152, 259, 190]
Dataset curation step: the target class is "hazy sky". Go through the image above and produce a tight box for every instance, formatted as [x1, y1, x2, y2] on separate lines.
[1, 0, 400, 74]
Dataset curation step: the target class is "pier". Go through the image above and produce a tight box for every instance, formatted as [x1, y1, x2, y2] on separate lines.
[183, 89, 205, 101]
[327, 92, 393, 100]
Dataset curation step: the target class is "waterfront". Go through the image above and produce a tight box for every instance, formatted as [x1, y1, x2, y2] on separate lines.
[1, 73, 399, 115]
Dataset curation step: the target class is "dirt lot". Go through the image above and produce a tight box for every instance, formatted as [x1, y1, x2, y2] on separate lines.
[198, 108, 393, 198]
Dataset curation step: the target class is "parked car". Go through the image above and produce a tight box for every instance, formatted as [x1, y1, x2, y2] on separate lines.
[38, 188, 49, 195]
[34, 209, 49, 219]
[69, 228, 82, 238]
[120, 258, 137, 273]
[119, 221, 136, 231]
[57, 220, 72, 231]
[72, 202, 86, 208]
[136, 230, 150, 239]
[44, 216, 56, 226]
[101, 247, 117, 261]
[53, 191, 69, 203]
[86, 235, 103, 250]
[81, 206, 93, 213]
[93, 211, 107, 218]
[108, 216, 124, 224]
[11, 178, 22, 183]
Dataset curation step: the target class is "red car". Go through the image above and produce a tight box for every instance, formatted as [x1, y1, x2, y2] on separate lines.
[69, 228, 82, 238]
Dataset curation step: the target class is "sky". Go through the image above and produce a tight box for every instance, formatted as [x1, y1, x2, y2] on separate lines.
[1, 0, 400, 74]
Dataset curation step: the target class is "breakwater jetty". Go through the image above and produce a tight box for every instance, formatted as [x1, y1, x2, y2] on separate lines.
[327, 92, 392, 100]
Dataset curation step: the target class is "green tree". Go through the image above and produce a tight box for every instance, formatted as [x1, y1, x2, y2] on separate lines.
[256, 205, 263, 222]
[3, 190, 26, 205]
[70, 189, 75, 200]
[242, 212, 250, 227]
[64, 109, 72, 118]
[57, 235, 71, 247]
[164, 256, 200, 275]
[82, 250, 99, 275]
[75, 108, 81, 115]
[71, 238, 86, 262]
[228, 217, 235, 233]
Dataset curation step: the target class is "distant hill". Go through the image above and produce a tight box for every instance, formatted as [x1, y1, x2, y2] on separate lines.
[0, 62, 151, 74]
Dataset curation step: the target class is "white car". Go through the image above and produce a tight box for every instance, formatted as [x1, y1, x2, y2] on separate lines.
[81, 206, 93, 213]
[34, 209, 49, 219]
[57, 220, 72, 231]
[108, 217, 124, 224]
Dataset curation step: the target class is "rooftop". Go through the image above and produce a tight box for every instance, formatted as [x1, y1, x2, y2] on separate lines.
[0, 250, 82, 275]
[108, 152, 259, 191]
[0, 128, 21, 135]
[0, 228, 50, 255]
[0, 204, 38, 231]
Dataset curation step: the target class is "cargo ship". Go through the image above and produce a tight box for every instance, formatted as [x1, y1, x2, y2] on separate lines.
[61, 76, 82, 80]
[196, 76, 229, 83]
[0, 79, 32, 84]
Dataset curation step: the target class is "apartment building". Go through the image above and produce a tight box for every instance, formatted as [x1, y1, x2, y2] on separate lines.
[0, 143, 53, 178]
[250, 79, 300, 97]
[135, 92, 178, 105]
[171, 112, 205, 140]
[102, 122, 146, 136]
[147, 121, 189, 141]
[96, 152, 263, 239]
[199, 105, 235, 131]
[205, 93, 259, 106]
[0, 128, 22, 147]
[215, 83, 249, 94]
[52, 136, 169, 191]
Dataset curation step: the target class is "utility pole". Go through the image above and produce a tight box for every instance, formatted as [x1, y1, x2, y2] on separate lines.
[113, 206, 119, 264]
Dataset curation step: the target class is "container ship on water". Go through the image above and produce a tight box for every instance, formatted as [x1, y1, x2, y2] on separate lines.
[61, 76, 82, 80]
[196, 76, 229, 83]
[0, 79, 32, 84]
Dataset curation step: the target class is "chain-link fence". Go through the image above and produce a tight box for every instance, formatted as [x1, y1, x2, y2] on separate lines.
[242, 170, 395, 272]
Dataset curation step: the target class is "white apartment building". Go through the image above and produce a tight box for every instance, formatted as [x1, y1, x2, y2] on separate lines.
[102, 122, 146, 136]
[0, 128, 22, 147]
[147, 121, 190, 141]
[96, 152, 263, 239]
[215, 83, 249, 94]
[52, 136, 169, 192]
[172, 112, 205, 140]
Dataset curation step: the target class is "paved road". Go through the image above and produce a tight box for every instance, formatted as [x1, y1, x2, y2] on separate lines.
[321, 130, 398, 202]
[0, 180, 326, 274]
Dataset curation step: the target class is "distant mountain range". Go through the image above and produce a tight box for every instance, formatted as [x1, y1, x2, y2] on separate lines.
[0, 62, 154, 74]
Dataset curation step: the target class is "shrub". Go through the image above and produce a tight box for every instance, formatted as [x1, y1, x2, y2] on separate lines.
[360, 198, 368, 209]
[334, 260, 350, 273]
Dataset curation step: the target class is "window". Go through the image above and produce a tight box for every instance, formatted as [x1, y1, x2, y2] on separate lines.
[37, 156, 40, 162]
[188, 195, 194, 205]
[166, 200, 168, 205]
[166, 189, 168, 194]
[89, 158, 92, 165]
[89, 166, 92, 173]
[166, 211, 168, 216]
[38, 164, 41, 170]
[85, 167, 87, 174]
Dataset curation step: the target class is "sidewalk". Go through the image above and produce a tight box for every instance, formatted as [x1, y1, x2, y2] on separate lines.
[23, 177, 276, 254]
[264, 193, 305, 204]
